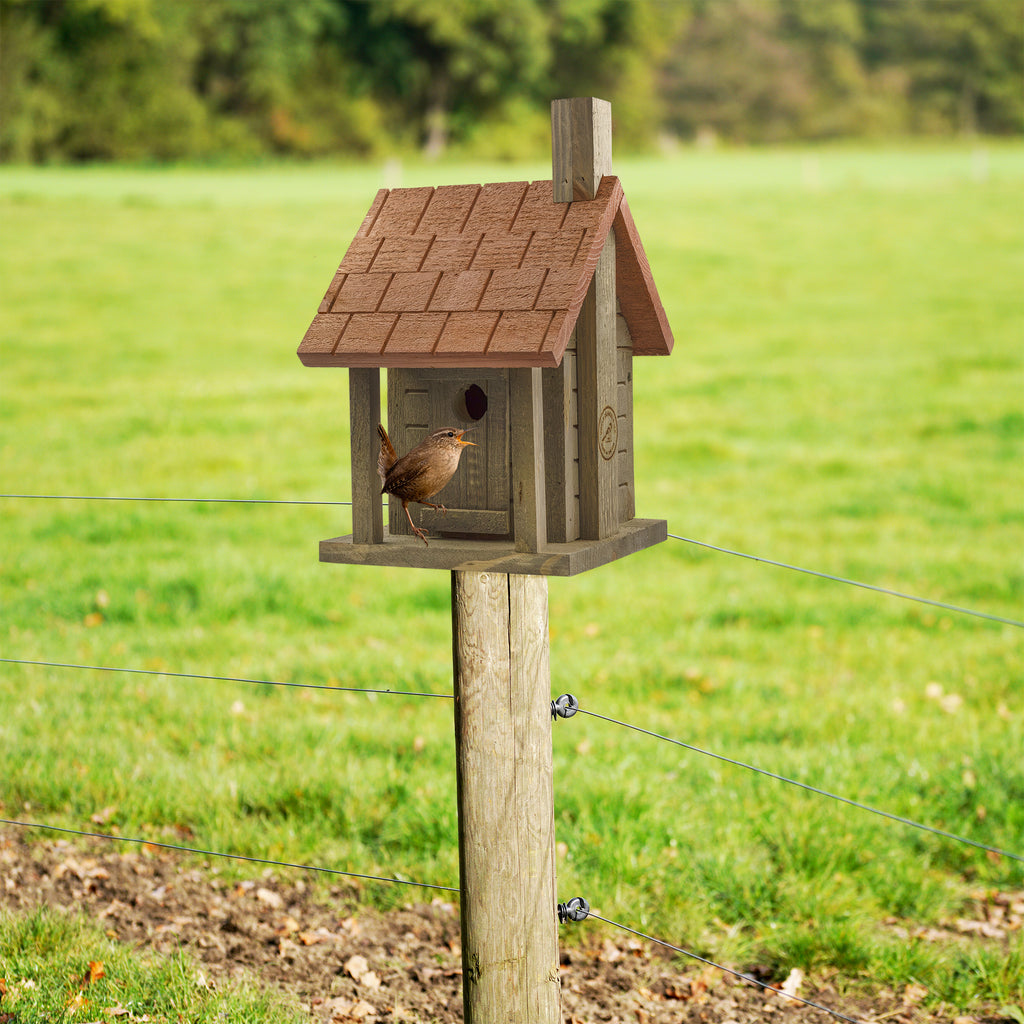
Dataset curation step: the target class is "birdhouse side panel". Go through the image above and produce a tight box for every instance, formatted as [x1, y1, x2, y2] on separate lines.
[387, 369, 510, 539]
[616, 307, 636, 523]
[542, 342, 579, 544]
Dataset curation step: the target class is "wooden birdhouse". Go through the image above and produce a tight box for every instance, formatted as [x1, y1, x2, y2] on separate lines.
[297, 98, 674, 576]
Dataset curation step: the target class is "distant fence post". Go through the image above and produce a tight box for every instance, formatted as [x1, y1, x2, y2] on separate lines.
[451, 570, 560, 1023]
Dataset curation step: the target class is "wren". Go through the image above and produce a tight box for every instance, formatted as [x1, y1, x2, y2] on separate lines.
[377, 424, 476, 546]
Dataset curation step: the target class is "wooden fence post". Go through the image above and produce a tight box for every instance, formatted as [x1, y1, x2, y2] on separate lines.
[451, 570, 560, 1023]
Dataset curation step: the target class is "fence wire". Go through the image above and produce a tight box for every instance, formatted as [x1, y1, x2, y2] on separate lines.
[581, 910, 865, 1024]
[0, 493, 353, 506]
[668, 532, 1024, 629]
[0, 657, 453, 702]
[3, 493, 1018, 630]
[573, 704, 1024, 865]
[3, 490, 1019, 1016]
[0, 817, 458, 893]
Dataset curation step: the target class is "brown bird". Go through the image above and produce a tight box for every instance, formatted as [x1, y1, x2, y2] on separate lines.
[377, 424, 476, 546]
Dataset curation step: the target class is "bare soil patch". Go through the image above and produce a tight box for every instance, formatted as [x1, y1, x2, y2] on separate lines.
[0, 832, 1014, 1023]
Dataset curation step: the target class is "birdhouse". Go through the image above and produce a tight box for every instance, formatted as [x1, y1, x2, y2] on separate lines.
[297, 98, 674, 576]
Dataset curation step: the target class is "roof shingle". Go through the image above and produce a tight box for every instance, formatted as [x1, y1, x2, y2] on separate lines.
[298, 175, 672, 368]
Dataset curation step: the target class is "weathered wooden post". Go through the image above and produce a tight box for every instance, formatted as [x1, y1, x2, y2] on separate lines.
[295, 97, 674, 1021]
[452, 570, 558, 1021]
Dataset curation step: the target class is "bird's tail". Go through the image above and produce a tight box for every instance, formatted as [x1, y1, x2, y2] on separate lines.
[377, 423, 397, 483]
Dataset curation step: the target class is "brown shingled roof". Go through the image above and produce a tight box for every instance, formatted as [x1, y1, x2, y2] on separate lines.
[297, 175, 673, 369]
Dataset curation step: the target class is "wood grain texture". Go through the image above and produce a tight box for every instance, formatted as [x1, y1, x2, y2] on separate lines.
[339, 237, 382, 274]
[480, 268, 547, 311]
[509, 367, 547, 552]
[451, 571, 559, 1023]
[513, 179, 565, 232]
[419, 507, 510, 536]
[386, 368, 510, 538]
[430, 270, 491, 312]
[370, 235, 432, 272]
[616, 308, 636, 522]
[551, 97, 612, 202]
[421, 234, 484, 272]
[372, 186, 433, 234]
[384, 312, 447, 354]
[318, 518, 667, 575]
[488, 311, 556, 356]
[333, 273, 391, 313]
[463, 181, 530, 234]
[379, 271, 441, 313]
[416, 183, 481, 235]
[576, 232, 618, 540]
[541, 346, 577, 544]
[354, 189, 388, 237]
[613, 197, 674, 356]
[348, 368, 383, 544]
[298, 175, 640, 369]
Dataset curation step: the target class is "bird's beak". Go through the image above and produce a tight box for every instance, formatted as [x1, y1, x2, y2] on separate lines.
[458, 436, 476, 446]
[457, 427, 477, 446]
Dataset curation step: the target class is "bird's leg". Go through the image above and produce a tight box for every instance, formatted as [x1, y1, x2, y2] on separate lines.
[403, 500, 429, 546]
[415, 499, 448, 516]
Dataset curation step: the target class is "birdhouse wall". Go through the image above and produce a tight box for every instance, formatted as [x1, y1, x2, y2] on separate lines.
[386, 368, 511, 539]
[541, 343, 578, 544]
[541, 303, 635, 544]
[616, 305, 636, 523]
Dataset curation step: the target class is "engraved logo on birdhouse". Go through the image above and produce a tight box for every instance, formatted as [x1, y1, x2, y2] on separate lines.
[599, 406, 617, 461]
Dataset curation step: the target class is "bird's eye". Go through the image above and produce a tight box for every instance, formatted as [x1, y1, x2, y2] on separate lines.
[446, 430, 455, 437]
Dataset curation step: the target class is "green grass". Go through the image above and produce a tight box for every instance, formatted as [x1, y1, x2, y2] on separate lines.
[2, 143, 1023, 1016]
[0, 907, 305, 1022]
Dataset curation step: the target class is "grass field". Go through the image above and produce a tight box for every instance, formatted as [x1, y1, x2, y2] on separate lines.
[2, 142, 1023, 1018]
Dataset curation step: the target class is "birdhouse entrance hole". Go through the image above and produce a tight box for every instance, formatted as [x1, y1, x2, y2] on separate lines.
[457, 384, 488, 422]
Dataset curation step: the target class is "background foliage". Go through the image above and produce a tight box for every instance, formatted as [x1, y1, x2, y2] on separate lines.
[2, 0, 1022, 163]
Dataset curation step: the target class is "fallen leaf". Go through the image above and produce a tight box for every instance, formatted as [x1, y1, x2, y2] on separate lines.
[85, 961, 106, 984]
[65, 991, 90, 1012]
[329, 998, 377, 1021]
[345, 954, 370, 980]
[903, 982, 928, 1005]
[255, 887, 283, 909]
[955, 918, 1005, 939]
[778, 966, 804, 1004]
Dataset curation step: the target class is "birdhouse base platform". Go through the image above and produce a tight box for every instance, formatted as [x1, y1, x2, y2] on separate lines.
[319, 519, 667, 576]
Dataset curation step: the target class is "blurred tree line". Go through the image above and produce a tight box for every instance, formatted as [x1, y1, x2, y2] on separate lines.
[1, 0, 1020, 163]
